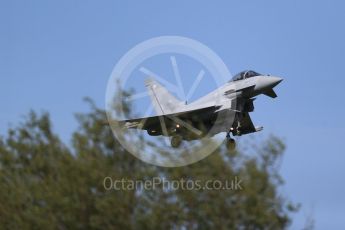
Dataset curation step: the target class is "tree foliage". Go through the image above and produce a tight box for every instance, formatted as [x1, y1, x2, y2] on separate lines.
[0, 103, 297, 229]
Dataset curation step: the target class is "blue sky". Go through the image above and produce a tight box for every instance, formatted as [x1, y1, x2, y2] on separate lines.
[1, 0, 345, 228]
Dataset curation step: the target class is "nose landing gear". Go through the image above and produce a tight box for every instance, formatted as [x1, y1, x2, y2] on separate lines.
[226, 139, 236, 151]
[226, 132, 236, 151]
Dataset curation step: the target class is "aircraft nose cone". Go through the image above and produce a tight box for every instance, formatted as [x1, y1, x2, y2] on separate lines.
[254, 76, 283, 92]
[267, 76, 283, 87]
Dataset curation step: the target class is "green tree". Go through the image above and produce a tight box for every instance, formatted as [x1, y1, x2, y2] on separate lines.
[0, 102, 298, 229]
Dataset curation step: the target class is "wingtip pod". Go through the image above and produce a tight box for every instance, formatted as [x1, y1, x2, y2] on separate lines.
[255, 126, 263, 132]
[124, 121, 139, 129]
[106, 119, 125, 128]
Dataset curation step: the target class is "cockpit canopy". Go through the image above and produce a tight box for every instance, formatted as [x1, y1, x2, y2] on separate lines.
[230, 70, 262, 82]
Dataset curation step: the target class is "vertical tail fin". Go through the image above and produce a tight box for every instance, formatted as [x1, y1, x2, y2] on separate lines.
[145, 78, 184, 115]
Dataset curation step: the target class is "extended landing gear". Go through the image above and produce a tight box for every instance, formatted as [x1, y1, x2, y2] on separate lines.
[226, 133, 236, 151]
[171, 135, 183, 148]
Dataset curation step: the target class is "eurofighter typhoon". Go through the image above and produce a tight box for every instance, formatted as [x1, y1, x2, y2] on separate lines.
[119, 70, 283, 150]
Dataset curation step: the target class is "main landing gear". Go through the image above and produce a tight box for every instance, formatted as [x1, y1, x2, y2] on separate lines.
[171, 135, 183, 148]
[226, 132, 236, 151]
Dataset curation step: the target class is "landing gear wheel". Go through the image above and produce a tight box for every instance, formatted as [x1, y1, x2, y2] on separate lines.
[226, 138, 236, 151]
[236, 130, 241, 136]
[171, 135, 183, 148]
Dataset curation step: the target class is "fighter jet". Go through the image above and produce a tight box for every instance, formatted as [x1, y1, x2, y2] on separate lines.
[118, 70, 283, 150]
